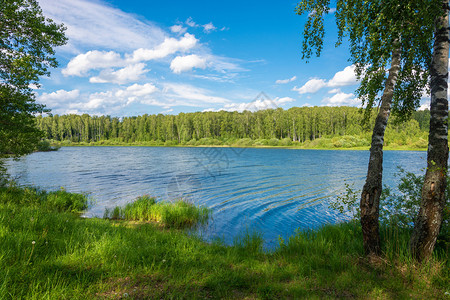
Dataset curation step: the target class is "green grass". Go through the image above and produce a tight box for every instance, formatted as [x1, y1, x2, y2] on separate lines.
[103, 195, 210, 229]
[0, 186, 448, 299]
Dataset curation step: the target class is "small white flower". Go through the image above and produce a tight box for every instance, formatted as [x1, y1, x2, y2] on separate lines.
[162, 259, 166, 263]
[32, 241, 36, 245]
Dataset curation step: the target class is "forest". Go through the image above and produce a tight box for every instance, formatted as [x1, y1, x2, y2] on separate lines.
[36, 106, 432, 148]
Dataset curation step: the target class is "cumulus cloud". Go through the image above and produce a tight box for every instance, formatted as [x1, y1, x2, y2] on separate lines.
[276, 76, 297, 84]
[37, 89, 81, 110]
[293, 65, 358, 95]
[63, 33, 199, 77]
[115, 83, 158, 98]
[39, 0, 165, 52]
[170, 54, 207, 74]
[62, 50, 123, 76]
[321, 92, 359, 106]
[127, 33, 198, 63]
[207, 96, 295, 112]
[328, 65, 358, 87]
[292, 78, 327, 94]
[89, 63, 149, 84]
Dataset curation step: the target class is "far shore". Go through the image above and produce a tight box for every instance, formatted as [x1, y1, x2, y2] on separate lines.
[51, 141, 428, 152]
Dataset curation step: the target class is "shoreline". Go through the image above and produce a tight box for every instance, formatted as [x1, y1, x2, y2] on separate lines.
[52, 142, 427, 152]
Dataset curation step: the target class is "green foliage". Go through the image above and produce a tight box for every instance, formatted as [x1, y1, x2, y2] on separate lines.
[330, 183, 360, 219]
[330, 168, 450, 251]
[35, 108, 432, 149]
[103, 195, 210, 229]
[0, 0, 67, 157]
[296, 0, 440, 121]
[36, 139, 60, 152]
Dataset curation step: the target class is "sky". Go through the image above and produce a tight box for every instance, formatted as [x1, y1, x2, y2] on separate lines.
[35, 0, 428, 117]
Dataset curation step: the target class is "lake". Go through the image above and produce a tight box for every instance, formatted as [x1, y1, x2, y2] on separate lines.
[5, 147, 427, 248]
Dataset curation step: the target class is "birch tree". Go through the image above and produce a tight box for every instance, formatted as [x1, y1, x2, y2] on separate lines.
[296, 0, 437, 256]
[410, 1, 449, 261]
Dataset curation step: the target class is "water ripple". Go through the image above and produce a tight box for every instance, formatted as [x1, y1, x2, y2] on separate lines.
[5, 147, 427, 248]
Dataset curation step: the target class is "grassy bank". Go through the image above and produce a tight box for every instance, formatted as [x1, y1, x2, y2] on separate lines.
[51, 135, 429, 151]
[0, 186, 448, 299]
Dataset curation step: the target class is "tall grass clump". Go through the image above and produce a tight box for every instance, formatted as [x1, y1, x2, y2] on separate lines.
[104, 195, 210, 229]
[0, 184, 89, 213]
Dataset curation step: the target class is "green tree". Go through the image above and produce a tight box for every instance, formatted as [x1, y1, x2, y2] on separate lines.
[0, 0, 66, 157]
[296, 0, 439, 256]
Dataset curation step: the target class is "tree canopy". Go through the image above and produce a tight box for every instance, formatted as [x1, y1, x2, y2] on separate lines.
[297, 0, 441, 121]
[0, 0, 66, 156]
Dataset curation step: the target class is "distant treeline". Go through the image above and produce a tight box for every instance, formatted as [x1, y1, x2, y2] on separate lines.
[36, 107, 431, 147]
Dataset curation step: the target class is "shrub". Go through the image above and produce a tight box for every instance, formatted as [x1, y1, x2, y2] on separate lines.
[268, 138, 280, 146]
[280, 138, 292, 146]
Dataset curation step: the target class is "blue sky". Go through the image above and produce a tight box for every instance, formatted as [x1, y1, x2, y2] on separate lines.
[35, 0, 421, 116]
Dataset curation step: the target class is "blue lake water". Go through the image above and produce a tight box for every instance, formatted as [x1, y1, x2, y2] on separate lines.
[5, 147, 427, 248]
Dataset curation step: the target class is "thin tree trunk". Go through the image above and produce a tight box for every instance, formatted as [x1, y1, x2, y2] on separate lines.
[360, 44, 401, 256]
[410, 3, 449, 262]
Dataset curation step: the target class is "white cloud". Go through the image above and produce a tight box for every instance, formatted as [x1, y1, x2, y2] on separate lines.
[292, 78, 327, 94]
[115, 83, 158, 98]
[207, 55, 245, 73]
[186, 17, 197, 27]
[293, 65, 358, 94]
[89, 63, 149, 84]
[203, 22, 217, 33]
[276, 97, 295, 105]
[38, 89, 80, 108]
[62, 50, 123, 76]
[185, 17, 217, 33]
[419, 100, 430, 111]
[208, 96, 295, 112]
[63, 33, 199, 77]
[127, 33, 198, 62]
[170, 54, 207, 74]
[322, 92, 359, 106]
[328, 88, 341, 94]
[276, 76, 297, 84]
[39, 0, 166, 52]
[328, 65, 358, 87]
[163, 83, 231, 105]
[170, 24, 187, 34]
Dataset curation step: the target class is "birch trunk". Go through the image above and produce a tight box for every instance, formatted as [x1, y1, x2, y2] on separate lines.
[360, 45, 401, 256]
[410, 3, 449, 261]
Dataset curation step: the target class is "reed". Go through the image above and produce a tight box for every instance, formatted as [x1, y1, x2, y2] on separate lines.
[104, 195, 210, 229]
